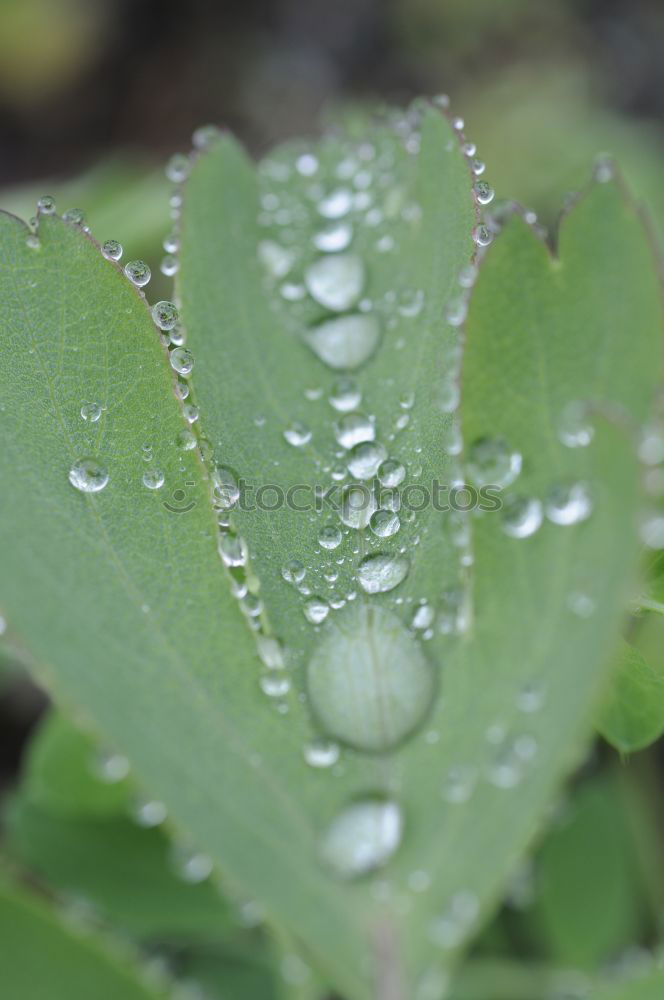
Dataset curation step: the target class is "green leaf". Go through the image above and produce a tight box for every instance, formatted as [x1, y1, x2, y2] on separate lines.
[589, 972, 664, 1000]
[596, 641, 664, 753]
[6, 798, 234, 941]
[0, 879, 165, 1000]
[17, 710, 132, 818]
[530, 776, 642, 967]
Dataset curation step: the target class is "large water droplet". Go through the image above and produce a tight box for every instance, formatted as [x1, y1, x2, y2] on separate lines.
[357, 553, 409, 594]
[319, 799, 403, 879]
[124, 260, 151, 287]
[307, 604, 434, 752]
[101, 239, 123, 262]
[305, 254, 365, 312]
[370, 509, 400, 538]
[170, 347, 195, 375]
[467, 437, 522, 488]
[304, 314, 381, 370]
[68, 458, 109, 493]
[545, 482, 592, 525]
[377, 459, 405, 488]
[151, 300, 179, 331]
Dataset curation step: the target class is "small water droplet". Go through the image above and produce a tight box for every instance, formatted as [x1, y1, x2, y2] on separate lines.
[638, 423, 664, 466]
[165, 153, 191, 184]
[304, 597, 330, 625]
[339, 484, 377, 530]
[260, 673, 291, 697]
[94, 751, 130, 783]
[442, 765, 477, 804]
[318, 524, 342, 550]
[192, 124, 222, 149]
[357, 553, 409, 594]
[101, 239, 123, 262]
[313, 221, 353, 253]
[347, 441, 387, 480]
[62, 208, 85, 226]
[219, 533, 248, 568]
[282, 559, 306, 584]
[335, 412, 375, 449]
[283, 421, 312, 447]
[467, 437, 522, 488]
[143, 468, 165, 490]
[80, 401, 103, 423]
[319, 799, 403, 879]
[639, 511, 664, 549]
[37, 195, 56, 215]
[176, 428, 197, 451]
[377, 459, 405, 488]
[501, 495, 543, 539]
[318, 188, 353, 219]
[170, 347, 195, 375]
[545, 482, 593, 525]
[329, 377, 362, 412]
[151, 300, 179, 331]
[412, 603, 435, 630]
[69, 458, 109, 494]
[558, 401, 594, 448]
[305, 253, 365, 312]
[124, 260, 151, 287]
[472, 224, 492, 247]
[303, 740, 340, 768]
[305, 314, 381, 370]
[171, 846, 213, 883]
[473, 180, 494, 205]
[370, 508, 400, 538]
[132, 798, 167, 827]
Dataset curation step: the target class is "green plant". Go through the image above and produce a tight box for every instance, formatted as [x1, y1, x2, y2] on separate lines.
[0, 100, 663, 1000]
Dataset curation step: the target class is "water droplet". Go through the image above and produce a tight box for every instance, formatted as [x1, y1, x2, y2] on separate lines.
[339, 484, 377, 530]
[313, 222, 353, 253]
[183, 403, 199, 424]
[160, 254, 179, 277]
[397, 288, 424, 318]
[318, 524, 342, 550]
[163, 232, 180, 254]
[165, 153, 191, 184]
[68, 458, 109, 494]
[170, 347, 194, 375]
[304, 253, 365, 313]
[516, 680, 547, 712]
[80, 401, 102, 423]
[303, 740, 340, 768]
[357, 553, 409, 594]
[378, 459, 405, 488]
[318, 188, 353, 219]
[172, 846, 213, 883]
[219, 533, 248, 568]
[319, 799, 403, 879]
[640, 511, 664, 549]
[212, 465, 239, 509]
[151, 300, 179, 331]
[124, 260, 151, 287]
[192, 124, 222, 149]
[94, 751, 130, 783]
[567, 591, 596, 618]
[467, 437, 522, 488]
[429, 891, 480, 949]
[307, 605, 433, 752]
[258, 239, 294, 279]
[176, 428, 197, 451]
[305, 314, 381, 370]
[347, 441, 386, 480]
[304, 597, 330, 625]
[442, 765, 477, 804]
[143, 468, 165, 490]
[37, 195, 56, 215]
[545, 482, 592, 525]
[501, 495, 543, 539]
[473, 180, 494, 205]
[335, 412, 375, 449]
[260, 673, 291, 697]
[132, 798, 167, 827]
[472, 224, 493, 247]
[282, 559, 306, 584]
[370, 508, 400, 538]
[62, 208, 85, 226]
[558, 401, 594, 448]
[638, 423, 664, 466]
[101, 239, 123, 262]
[283, 421, 312, 447]
[412, 603, 435, 629]
[329, 377, 362, 412]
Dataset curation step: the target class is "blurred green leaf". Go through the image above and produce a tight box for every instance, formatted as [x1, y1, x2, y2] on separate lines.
[531, 777, 642, 967]
[0, 879, 165, 1000]
[596, 642, 664, 754]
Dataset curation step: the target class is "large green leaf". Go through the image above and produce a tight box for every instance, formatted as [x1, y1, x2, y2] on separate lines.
[0, 880, 165, 1000]
[1, 105, 662, 1000]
